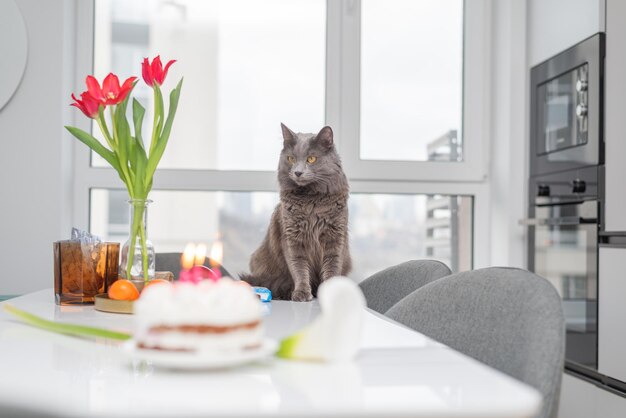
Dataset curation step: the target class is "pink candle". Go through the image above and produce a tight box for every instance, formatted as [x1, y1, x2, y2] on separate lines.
[192, 265, 220, 281]
[179, 243, 221, 283]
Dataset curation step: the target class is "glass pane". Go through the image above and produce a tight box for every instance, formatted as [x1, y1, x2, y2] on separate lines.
[90, 189, 280, 276]
[533, 203, 597, 368]
[92, 0, 326, 170]
[540, 64, 588, 154]
[360, 0, 463, 162]
[91, 190, 472, 279]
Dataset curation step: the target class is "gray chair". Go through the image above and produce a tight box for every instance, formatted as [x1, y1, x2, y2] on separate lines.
[359, 260, 452, 314]
[155, 252, 232, 280]
[386, 267, 565, 418]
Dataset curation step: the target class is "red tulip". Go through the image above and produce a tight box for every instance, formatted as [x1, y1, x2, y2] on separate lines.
[70, 91, 101, 119]
[86, 73, 137, 106]
[142, 56, 176, 87]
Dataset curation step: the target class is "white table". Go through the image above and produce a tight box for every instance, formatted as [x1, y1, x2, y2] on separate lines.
[0, 290, 541, 418]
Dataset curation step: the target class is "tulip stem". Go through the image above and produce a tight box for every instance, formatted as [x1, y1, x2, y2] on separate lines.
[139, 216, 149, 283]
[125, 199, 146, 280]
[96, 112, 115, 151]
[149, 84, 161, 156]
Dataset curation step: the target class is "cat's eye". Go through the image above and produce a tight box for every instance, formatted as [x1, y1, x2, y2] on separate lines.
[307, 156, 317, 164]
[287, 156, 296, 164]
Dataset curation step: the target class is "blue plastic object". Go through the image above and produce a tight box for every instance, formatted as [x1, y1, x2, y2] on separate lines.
[252, 286, 272, 302]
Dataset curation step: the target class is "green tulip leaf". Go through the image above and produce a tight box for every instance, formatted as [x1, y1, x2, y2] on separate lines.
[113, 98, 136, 189]
[146, 78, 183, 181]
[132, 98, 147, 153]
[133, 147, 147, 196]
[65, 125, 122, 174]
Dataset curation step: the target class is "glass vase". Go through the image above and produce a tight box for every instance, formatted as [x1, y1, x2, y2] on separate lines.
[120, 199, 155, 285]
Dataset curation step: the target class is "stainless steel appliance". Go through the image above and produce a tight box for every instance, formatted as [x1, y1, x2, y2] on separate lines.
[527, 33, 605, 381]
[525, 166, 602, 371]
[530, 33, 604, 176]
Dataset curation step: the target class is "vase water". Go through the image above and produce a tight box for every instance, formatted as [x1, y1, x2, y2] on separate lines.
[120, 199, 155, 284]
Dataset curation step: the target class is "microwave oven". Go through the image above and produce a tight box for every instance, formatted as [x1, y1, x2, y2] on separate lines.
[530, 33, 604, 176]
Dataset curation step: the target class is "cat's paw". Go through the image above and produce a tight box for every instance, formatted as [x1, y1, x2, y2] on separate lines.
[291, 290, 313, 302]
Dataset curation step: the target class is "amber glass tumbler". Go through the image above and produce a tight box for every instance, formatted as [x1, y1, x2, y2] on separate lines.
[53, 241, 120, 305]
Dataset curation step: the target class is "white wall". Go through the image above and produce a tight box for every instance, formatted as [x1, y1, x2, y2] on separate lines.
[488, 0, 528, 269]
[0, 0, 74, 295]
[603, 0, 626, 232]
[528, 0, 604, 66]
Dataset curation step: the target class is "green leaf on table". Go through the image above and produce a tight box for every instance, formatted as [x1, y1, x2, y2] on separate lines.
[3, 304, 132, 341]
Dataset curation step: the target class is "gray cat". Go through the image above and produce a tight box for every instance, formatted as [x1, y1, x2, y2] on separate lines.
[241, 124, 352, 301]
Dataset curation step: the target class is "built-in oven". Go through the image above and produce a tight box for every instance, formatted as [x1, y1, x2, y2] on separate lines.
[528, 34, 605, 379]
[530, 33, 604, 176]
[525, 166, 603, 372]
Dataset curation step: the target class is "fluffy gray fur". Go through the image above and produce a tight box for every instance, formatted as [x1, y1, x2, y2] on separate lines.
[241, 124, 352, 301]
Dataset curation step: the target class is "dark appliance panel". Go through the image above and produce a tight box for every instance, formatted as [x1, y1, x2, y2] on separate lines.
[526, 166, 602, 371]
[530, 33, 604, 176]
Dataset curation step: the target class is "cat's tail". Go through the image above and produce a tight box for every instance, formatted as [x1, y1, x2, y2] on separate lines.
[239, 273, 261, 286]
[239, 273, 292, 300]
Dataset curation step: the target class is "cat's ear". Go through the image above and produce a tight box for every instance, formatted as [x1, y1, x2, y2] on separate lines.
[315, 126, 334, 149]
[281, 123, 297, 144]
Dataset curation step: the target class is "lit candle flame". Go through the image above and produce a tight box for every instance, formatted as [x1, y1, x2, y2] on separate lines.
[194, 243, 207, 266]
[209, 240, 223, 269]
[181, 243, 196, 270]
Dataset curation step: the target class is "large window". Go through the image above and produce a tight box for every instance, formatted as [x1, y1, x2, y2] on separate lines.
[360, 0, 463, 162]
[74, 0, 490, 279]
[93, 0, 325, 170]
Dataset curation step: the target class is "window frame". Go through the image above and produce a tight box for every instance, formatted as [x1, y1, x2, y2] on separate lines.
[72, 0, 493, 270]
[327, 0, 491, 182]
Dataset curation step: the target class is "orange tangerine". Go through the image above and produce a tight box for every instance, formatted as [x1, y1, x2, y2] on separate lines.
[142, 279, 171, 292]
[108, 280, 140, 301]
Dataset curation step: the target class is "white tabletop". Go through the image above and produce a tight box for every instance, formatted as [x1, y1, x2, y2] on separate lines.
[0, 290, 541, 418]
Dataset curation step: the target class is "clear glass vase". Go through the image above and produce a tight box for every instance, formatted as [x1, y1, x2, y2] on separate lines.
[120, 199, 155, 285]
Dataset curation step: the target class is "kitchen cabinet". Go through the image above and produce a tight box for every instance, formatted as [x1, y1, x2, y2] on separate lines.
[604, 0, 626, 231]
[527, 0, 604, 66]
[598, 247, 626, 382]
[559, 374, 626, 418]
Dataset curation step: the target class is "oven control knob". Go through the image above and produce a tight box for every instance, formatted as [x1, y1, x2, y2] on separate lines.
[572, 179, 586, 193]
[537, 184, 550, 197]
[576, 104, 588, 118]
[576, 79, 588, 92]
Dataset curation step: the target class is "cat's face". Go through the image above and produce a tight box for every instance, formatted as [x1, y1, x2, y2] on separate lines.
[278, 124, 343, 191]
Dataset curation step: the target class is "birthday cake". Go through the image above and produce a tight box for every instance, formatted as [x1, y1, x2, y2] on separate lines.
[133, 279, 263, 353]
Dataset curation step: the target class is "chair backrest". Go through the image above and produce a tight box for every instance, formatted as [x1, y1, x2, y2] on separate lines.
[155, 253, 232, 280]
[386, 267, 565, 418]
[359, 260, 451, 314]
